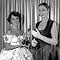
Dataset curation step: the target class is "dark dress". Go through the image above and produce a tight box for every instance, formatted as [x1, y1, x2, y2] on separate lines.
[32, 19, 54, 60]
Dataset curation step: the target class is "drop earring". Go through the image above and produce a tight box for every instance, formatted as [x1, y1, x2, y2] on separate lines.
[10, 24, 13, 28]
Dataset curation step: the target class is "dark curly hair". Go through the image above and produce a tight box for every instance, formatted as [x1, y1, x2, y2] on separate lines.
[7, 11, 22, 24]
[38, 3, 50, 10]
[7, 11, 24, 30]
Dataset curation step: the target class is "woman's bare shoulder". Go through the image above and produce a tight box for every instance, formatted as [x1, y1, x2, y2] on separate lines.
[6, 29, 12, 35]
[19, 30, 24, 35]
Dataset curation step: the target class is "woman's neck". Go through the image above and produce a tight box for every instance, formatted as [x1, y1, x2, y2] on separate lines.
[42, 16, 49, 23]
[11, 26, 20, 32]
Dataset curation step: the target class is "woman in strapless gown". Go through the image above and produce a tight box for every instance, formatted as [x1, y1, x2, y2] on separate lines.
[0, 11, 33, 60]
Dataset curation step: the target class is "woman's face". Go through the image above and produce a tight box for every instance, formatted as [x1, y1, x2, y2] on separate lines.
[38, 5, 49, 19]
[11, 15, 20, 27]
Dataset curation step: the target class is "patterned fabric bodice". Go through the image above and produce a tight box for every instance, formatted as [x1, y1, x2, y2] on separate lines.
[3, 34, 24, 45]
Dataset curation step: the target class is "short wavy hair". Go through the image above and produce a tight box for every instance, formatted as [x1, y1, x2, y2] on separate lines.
[7, 11, 24, 24]
[38, 3, 50, 10]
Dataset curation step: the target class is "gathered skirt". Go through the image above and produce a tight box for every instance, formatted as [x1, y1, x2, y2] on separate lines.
[0, 47, 33, 60]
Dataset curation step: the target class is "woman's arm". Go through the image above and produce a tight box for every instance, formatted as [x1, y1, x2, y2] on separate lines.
[5, 43, 22, 50]
[32, 22, 58, 45]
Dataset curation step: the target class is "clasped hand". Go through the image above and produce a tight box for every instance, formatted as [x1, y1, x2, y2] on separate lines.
[32, 28, 41, 38]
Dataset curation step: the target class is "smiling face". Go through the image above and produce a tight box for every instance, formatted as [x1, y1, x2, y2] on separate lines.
[11, 15, 20, 28]
[38, 5, 49, 19]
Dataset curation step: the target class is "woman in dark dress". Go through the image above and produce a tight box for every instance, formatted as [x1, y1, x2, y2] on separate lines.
[31, 3, 58, 60]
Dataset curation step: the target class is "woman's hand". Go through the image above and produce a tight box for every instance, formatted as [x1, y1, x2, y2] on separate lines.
[32, 28, 41, 38]
[31, 38, 38, 47]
